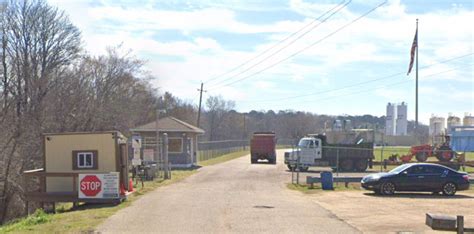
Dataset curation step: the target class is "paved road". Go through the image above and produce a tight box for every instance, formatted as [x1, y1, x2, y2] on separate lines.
[98, 150, 359, 233]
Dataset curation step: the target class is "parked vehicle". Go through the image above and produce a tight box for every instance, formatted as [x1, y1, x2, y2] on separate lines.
[361, 163, 470, 196]
[284, 134, 374, 172]
[250, 132, 277, 164]
[401, 135, 455, 162]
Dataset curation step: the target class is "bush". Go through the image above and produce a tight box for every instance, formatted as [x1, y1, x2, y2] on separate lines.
[24, 209, 50, 226]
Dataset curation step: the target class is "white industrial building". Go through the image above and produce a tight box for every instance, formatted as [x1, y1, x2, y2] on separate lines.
[447, 114, 461, 134]
[396, 102, 408, 136]
[385, 102, 407, 136]
[429, 115, 445, 136]
[464, 113, 474, 126]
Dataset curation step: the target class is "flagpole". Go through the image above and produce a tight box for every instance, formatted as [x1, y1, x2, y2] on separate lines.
[415, 19, 419, 132]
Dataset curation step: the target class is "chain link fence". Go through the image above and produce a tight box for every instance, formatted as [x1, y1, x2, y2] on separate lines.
[198, 140, 248, 161]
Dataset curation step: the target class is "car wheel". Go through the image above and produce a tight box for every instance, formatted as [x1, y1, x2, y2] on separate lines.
[442, 182, 457, 196]
[380, 182, 396, 195]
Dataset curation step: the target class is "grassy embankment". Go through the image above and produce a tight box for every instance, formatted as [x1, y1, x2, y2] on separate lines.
[0, 150, 248, 233]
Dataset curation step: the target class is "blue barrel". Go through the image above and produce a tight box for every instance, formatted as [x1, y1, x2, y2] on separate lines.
[320, 171, 334, 190]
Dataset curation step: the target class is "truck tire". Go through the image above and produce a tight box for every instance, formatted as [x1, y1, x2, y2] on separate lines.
[340, 159, 354, 171]
[415, 152, 428, 162]
[251, 155, 257, 164]
[436, 145, 454, 162]
[298, 166, 309, 172]
[287, 164, 296, 171]
[269, 158, 276, 164]
[354, 159, 368, 172]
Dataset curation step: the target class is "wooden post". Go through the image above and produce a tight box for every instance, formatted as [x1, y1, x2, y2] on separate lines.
[72, 176, 77, 193]
[163, 133, 170, 180]
[457, 215, 464, 234]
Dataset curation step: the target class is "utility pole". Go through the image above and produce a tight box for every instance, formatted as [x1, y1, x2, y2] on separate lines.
[242, 113, 247, 150]
[197, 82, 206, 128]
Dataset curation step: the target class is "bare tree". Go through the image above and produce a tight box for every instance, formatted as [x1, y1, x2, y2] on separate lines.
[205, 95, 235, 141]
[0, 0, 81, 223]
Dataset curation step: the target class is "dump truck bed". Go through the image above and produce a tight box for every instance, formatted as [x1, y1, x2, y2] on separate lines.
[250, 133, 276, 164]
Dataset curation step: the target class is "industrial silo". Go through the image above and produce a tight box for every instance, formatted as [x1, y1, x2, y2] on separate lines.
[429, 115, 445, 136]
[396, 102, 407, 136]
[385, 103, 396, 136]
[447, 114, 461, 134]
[463, 113, 474, 126]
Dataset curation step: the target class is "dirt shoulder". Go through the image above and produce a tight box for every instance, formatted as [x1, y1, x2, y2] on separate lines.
[309, 190, 474, 233]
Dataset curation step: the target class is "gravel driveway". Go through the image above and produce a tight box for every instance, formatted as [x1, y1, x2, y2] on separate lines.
[97, 150, 358, 233]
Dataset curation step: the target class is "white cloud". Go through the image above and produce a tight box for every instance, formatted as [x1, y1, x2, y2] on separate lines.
[46, 0, 473, 124]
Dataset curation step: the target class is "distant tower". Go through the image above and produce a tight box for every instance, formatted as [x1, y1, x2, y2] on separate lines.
[429, 115, 445, 136]
[463, 113, 474, 126]
[396, 102, 407, 136]
[333, 119, 343, 132]
[385, 103, 396, 136]
[447, 114, 461, 134]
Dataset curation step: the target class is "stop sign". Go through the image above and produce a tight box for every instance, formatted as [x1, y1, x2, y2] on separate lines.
[80, 175, 102, 197]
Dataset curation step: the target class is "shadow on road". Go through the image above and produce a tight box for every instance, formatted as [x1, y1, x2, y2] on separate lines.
[251, 161, 276, 165]
[363, 192, 474, 199]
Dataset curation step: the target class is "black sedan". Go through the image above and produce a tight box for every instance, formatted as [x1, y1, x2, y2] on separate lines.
[361, 163, 470, 196]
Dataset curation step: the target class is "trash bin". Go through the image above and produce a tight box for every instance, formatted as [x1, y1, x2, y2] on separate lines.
[320, 171, 333, 190]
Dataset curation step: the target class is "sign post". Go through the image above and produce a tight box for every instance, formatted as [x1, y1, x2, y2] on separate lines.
[132, 135, 142, 166]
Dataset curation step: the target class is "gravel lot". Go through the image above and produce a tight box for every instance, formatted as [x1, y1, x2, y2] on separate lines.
[311, 190, 474, 233]
[283, 148, 474, 233]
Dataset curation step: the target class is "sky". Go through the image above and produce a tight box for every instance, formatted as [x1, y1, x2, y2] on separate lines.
[47, 0, 473, 125]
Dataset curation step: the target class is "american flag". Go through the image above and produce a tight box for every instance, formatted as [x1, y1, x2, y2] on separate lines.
[407, 29, 418, 75]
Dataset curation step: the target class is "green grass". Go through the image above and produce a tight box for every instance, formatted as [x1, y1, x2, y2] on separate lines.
[1, 150, 251, 233]
[0, 169, 197, 233]
[198, 150, 248, 166]
[287, 182, 363, 194]
[372, 147, 474, 173]
[373, 147, 474, 162]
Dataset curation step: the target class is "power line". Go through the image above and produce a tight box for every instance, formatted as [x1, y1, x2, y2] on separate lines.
[238, 52, 474, 103]
[256, 63, 474, 107]
[208, 0, 388, 90]
[206, 1, 351, 88]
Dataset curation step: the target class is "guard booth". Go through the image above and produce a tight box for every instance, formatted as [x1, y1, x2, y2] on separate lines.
[23, 131, 130, 209]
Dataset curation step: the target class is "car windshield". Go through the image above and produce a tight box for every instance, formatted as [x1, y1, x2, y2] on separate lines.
[389, 164, 411, 174]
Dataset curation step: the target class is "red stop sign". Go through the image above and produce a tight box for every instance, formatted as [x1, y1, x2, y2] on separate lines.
[80, 175, 102, 197]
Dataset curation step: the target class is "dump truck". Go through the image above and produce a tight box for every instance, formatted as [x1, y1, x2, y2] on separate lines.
[284, 134, 374, 172]
[250, 132, 277, 164]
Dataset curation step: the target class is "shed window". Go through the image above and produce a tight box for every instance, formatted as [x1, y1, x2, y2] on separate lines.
[168, 138, 183, 153]
[72, 150, 98, 170]
[78, 152, 94, 168]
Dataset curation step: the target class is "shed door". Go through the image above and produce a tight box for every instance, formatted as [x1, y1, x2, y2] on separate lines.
[119, 143, 129, 191]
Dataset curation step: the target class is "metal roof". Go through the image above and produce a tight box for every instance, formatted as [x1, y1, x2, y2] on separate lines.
[130, 117, 205, 134]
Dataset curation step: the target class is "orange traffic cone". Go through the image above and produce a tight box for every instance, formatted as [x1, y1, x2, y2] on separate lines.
[120, 183, 126, 196]
[128, 178, 134, 192]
